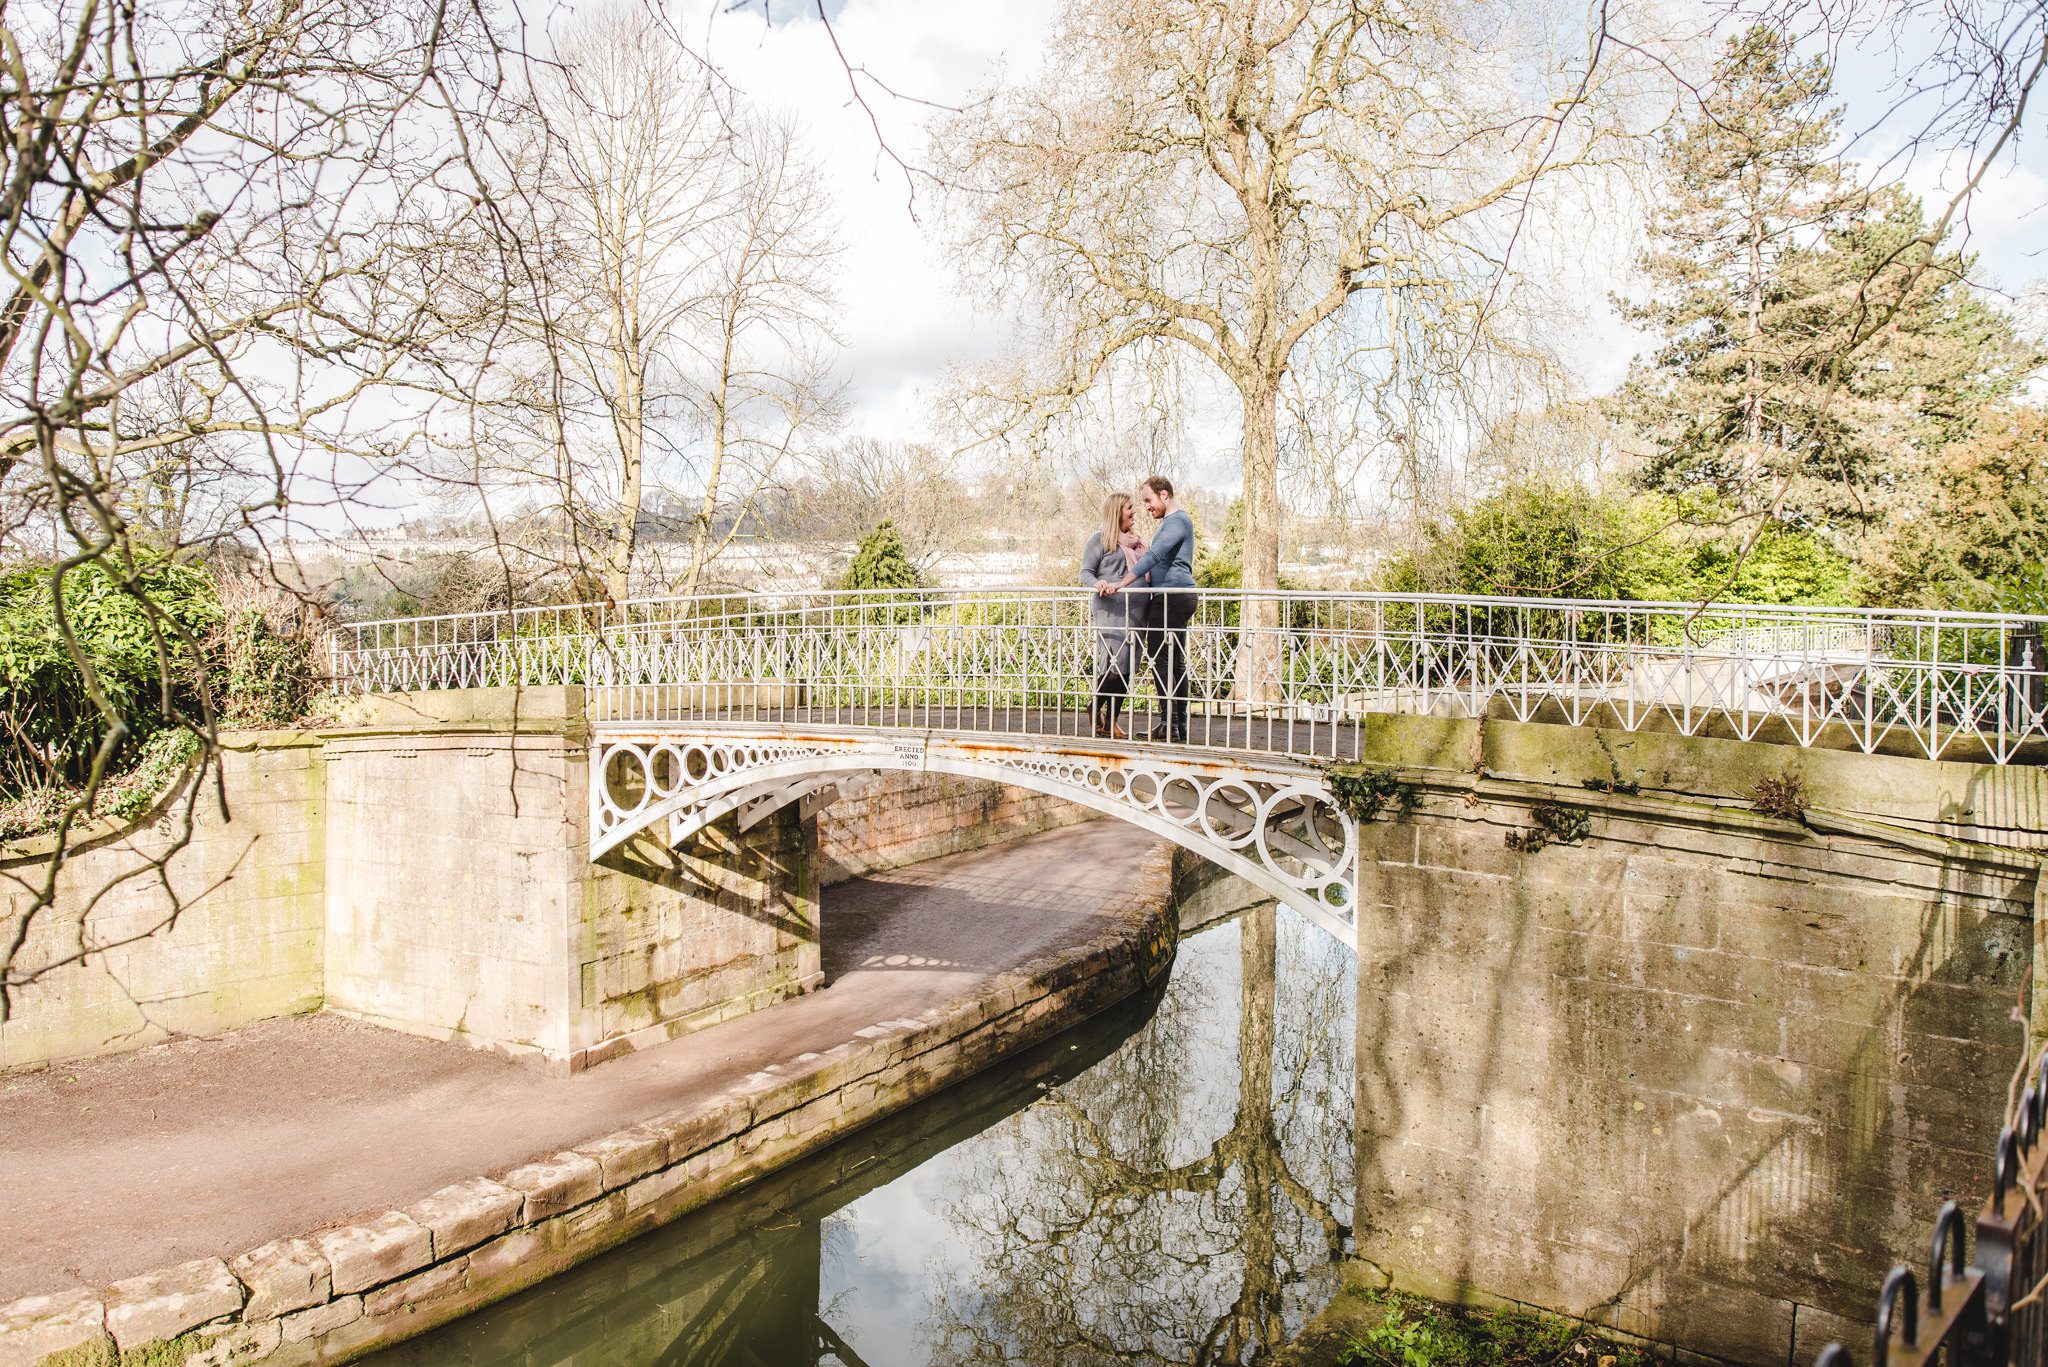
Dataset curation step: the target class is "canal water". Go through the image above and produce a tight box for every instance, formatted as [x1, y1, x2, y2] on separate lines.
[369, 903, 1356, 1366]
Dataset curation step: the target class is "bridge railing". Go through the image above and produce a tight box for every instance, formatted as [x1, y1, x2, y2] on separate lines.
[326, 588, 2048, 765]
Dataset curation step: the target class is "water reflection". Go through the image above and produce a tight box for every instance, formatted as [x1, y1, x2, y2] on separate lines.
[372, 904, 1356, 1367]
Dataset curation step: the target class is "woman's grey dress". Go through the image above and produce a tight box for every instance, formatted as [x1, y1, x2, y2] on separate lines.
[1079, 532, 1146, 684]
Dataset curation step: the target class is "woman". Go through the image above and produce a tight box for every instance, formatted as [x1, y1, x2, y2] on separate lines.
[1079, 492, 1148, 738]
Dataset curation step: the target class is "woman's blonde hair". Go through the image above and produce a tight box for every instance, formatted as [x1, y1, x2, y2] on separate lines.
[1100, 492, 1133, 553]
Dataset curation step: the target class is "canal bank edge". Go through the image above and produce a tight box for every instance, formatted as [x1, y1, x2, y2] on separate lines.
[0, 841, 1178, 1367]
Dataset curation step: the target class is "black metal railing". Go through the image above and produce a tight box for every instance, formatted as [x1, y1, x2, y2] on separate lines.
[1818, 1053, 2048, 1367]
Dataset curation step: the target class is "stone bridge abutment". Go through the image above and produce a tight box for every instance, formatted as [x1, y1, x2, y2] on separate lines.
[0, 687, 1106, 1075]
[1330, 717, 2047, 1364]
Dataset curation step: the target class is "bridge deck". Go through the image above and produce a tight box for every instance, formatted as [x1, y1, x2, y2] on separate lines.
[596, 703, 2048, 767]
[597, 705, 1370, 764]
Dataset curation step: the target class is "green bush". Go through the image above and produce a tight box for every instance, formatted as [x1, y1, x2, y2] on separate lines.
[1381, 484, 1692, 602]
[840, 521, 925, 592]
[1381, 483, 1856, 609]
[0, 560, 323, 825]
[1685, 523, 1855, 606]
[839, 521, 929, 625]
[0, 557, 220, 791]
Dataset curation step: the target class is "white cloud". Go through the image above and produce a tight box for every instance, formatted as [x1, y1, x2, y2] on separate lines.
[680, 0, 1060, 442]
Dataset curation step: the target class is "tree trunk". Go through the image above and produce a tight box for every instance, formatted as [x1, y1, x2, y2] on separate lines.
[606, 383, 642, 605]
[604, 310, 644, 606]
[1239, 374, 1284, 704]
[1743, 201, 1765, 493]
[682, 300, 740, 598]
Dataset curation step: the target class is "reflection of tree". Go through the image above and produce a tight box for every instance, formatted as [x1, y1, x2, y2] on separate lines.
[928, 905, 1356, 1365]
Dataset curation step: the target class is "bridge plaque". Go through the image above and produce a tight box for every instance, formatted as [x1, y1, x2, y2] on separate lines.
[891, 737, 928, 772]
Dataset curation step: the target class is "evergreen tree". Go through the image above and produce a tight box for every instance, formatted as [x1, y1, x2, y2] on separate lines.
[1617, 26, 1859, 509]
[1619, 27, 2038, 582]
[1866, 405, 2048, 609]
[840, 520, 924, 592]
[1760, 187, 2036, 535]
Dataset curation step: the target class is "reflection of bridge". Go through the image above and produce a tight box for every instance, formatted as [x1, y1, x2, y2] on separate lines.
[330, 587, 2048, 951]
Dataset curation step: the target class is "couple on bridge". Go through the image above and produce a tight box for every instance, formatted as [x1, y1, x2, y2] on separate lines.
[1081, 474, 1198, 744]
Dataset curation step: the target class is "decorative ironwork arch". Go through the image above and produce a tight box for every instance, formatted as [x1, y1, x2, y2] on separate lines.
[590, 729, 1359, 950]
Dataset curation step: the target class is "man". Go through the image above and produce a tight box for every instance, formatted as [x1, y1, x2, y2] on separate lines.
[1099, 475, 1197, 743]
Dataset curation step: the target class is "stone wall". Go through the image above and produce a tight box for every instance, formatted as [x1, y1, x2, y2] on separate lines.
[0, 737, 325, 1071]
[320, 718, 819, 1072]
[817, 771, 1095, 885]
[585, 811, 819, 1067]
[1349, 766, 2040, 1366]
[321, 731, 579, 1062]
[1169, 847, 1271, 932]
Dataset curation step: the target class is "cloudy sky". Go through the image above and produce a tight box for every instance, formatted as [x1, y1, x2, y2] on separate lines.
[678, 0, 2046, 462]
[299, 0, 2039, 536]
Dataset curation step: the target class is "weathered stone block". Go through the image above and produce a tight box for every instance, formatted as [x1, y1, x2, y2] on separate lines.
[464, 1228, 547, 1291]
[574, 1126, 668, 1191]
[278, 1294, 363, 1344]
[103, 1257, 244, 1351]
[312, 1212, 434, 1295]
[500, 1151, 603, 1220]
[229, 1236, 330, 1321]
[0, 1287, 106, 1365]
[620, 1160, 697, 1217]
[362, 1257, 469, 1319]
[403, 1177, 523, 1258]
[184, 1317, 282, 1366]
[558, 1191, 627, 1243]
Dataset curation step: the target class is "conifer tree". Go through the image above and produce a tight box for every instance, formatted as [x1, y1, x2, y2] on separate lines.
[1619, 27, 2036, 565]
[840, 521, 924, 593]
[1618, 26, 1858, 508]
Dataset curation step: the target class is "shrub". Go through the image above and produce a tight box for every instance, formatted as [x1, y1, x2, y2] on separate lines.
[209, 575, 322, 729]
[1685, 522, 1855, 606]
[1331, 765, 1421, 822]
[840, 521, 925, 592]
[0, 727, 200, 844]
[1505, 801, 1592, 852]
[1380, 484, 1693, 602]
[1751, 772, 1810, 822]
[839, 521, 928, 624]
[0, 559, 322, 821]
[0, 556, 220, 792]
[1380, 483, 1856, 609]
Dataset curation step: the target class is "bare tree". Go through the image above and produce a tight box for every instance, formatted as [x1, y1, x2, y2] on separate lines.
[445, 10, 845, 601]
[674, 113, 846, 596]
[770, 436, 959, 568]
[938, 0, 1654, 691]
[0, 0, 514, 1018]
[449, 8, 737, 603]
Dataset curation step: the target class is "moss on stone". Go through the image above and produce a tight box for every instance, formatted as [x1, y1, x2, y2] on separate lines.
[38, 1331, 216, 1367]
[1330, 1290, 1654, 1367]
[1329, 765, 1422, 822]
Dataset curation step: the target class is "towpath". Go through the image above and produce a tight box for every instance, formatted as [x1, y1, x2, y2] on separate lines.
[0, 820, 1163, 1302]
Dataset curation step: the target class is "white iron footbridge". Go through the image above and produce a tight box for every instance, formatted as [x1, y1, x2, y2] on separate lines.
[330, 587, 2048, 951]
